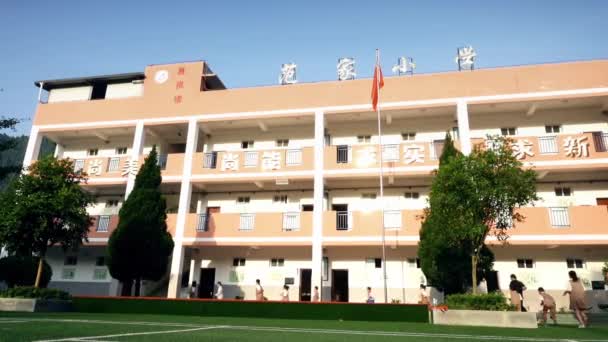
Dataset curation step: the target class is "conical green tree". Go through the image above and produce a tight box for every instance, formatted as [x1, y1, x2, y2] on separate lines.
[438, 131, 461, 166]
[107, 147, 174, 296]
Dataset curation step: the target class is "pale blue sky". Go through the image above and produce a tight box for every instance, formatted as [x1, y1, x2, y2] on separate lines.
[1, 0, 607, 134]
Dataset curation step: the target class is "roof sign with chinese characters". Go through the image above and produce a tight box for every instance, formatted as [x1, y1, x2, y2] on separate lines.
[279, 63, 297, 85]
[392, 56, 416, 75]
[455, 46, 476, 71]
[337, 57, 356, 81]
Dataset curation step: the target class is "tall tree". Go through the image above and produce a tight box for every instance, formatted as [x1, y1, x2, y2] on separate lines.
[0, 157, 93, 287]
[422, 136, 538, 294]
[107, 147, 174, 296]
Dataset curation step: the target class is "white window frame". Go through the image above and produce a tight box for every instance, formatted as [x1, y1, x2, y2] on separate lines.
[286, 149, 302, 166]
[276, 139, 289, 147]
[555, 187, 572, 197]
[115, 147, 127, 155]
[516, 258, 534, 269]
[244, 151, 259, 167]
[357, 135, 371, 144]
[566, 258, 585, 269]
[232, 258, 246, 267]
[273, 195, 288, 203]
[401, 132, 416, 141]
[404, 192, 420, 199]
[88, 148, 99, 156]
[545, 125, 562, 134]
[500, 127, 517, 136]
[270, 258, 285, 267]
[241, 141, 254, 149]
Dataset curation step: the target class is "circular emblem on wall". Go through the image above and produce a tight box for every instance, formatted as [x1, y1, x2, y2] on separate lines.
[154, 70, 169, 84]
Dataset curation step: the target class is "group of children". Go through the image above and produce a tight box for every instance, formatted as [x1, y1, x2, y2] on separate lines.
[511, 271, 589, 328]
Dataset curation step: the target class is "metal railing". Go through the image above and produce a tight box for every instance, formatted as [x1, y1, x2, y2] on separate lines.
[239, 213, 255, 231]
[74, 159, 85, 172]
[286, 149, 303, 166]
[337, 145, 349, 163]
[538, 136, 558, 154]
[282, 212, 301, 231]
[382, 145, 399, 162]
[244, 151, 258, 167]
[383, 210, 402, 229]
[107, 157, 120, 172]
[196, 213, 208, 232]
[549, 207, 570, 228]
[593, 132, 608, 152]
[336, 211, 352, 230]
[203, 152, 218, 169]
[96, 215, 111, 232]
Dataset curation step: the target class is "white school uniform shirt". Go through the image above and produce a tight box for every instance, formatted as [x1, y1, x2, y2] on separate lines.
[216, 285, 223, 299]
[281, 289, 289, 300]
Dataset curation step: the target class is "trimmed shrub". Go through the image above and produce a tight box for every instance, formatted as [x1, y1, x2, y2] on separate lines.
[0, 287, 71, 300]
[0, 255, 52, 288]
[445, 292, 513, 311]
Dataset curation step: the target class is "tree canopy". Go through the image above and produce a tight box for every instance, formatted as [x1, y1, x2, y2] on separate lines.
[419, 135, 538, 294]
[107, 147, 174, 296]
[0, 156, 93, 287]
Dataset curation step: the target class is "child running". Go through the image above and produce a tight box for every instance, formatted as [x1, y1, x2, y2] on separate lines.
[538, 287, 557, 325]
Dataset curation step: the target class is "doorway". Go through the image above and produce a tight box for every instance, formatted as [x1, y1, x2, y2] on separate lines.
[597, 198, 608, 207]
[486, 270, 500, 292]
[331, 269, 349, 302]
[299, 269, 312, 301]
[198, 268, 215, 299]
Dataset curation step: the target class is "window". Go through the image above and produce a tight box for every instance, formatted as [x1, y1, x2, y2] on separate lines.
[545, 125, 562, 134]
[62, 268, 76, 280]
[404, 192, 420, 199]
[407, 258, 421, 268]
[88, 148, 99, 156]
[115, 147, 127, 155]
[362, 193, 377, 200]
[401, 132, 416, 141]
[64, 256, 78, 266]
[452, 127, 459, 139]
[237, 197, 250, 204]
[273, 195, 288, 203]
[566, 258, 585, 269]
[74, 159, 85, 172]
[555, 187, 571, 197]
[336, 145, 349, 163]
[517, 259, 534, 268]
[357, 135, 371, 143]
[107, 157, 120, 172]
[241, 141, 254, 149]
[302, 204, 314, 212]
[501, 127, 517, 136]
[232, 258, 246, 267]
[270, 258, 285, 267]
[106, 200, 119, 207]
[93, 269, 107, 280]
[276, 139, 289, 147]
[374, 258, 382, 269]
[95, 257, 106, 267]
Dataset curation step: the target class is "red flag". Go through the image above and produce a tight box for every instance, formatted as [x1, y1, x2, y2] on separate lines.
[371, 63, 384, 111]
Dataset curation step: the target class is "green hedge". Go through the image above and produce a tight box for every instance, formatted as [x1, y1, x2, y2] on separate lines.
[73, 297, 429, 323]
[445, 292, 513, 311]
[0, 287, 71, 300]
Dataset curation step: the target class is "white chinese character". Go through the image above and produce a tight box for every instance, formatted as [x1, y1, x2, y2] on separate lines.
[392, 56, 416, 75]
[455, 46, 476, 70]
[87, 159, 103, 176]
[356, 147, 377, 167]
[403, 145, 425, 164]
[262, 151, 281, 170]
[337, 57, 356, 81]
[511, 139, 535, 160]
[221, 153, 240, 171]
[279, 63, 297, 85]
[121, 159, 139, 177]
[563, 136, 589, 158]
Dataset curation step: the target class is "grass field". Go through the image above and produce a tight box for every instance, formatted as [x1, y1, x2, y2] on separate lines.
[1, 312, 608, 342]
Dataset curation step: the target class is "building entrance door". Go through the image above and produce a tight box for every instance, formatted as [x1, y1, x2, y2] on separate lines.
[299, 269, 312, 301]
[198, 268, 215, 299]
[331, 269, 349, 302]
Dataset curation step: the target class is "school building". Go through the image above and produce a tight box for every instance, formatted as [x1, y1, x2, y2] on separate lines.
[24, 58, 608, 311]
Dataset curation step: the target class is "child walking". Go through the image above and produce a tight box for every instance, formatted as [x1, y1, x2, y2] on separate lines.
[538, 287, 557, 325]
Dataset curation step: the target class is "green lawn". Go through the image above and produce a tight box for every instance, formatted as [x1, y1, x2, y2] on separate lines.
[1, 312, 607, 342]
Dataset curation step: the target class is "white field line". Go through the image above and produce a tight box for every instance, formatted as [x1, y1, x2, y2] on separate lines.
[34, 326, 223, 342]
[0, 320, 28, 323]
[10, 318, 608, 342]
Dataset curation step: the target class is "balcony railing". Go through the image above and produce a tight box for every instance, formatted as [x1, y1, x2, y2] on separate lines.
[593, 132, 608, 152]
[244, 151, 258, 167]
[196, 213, 208, 232]
[336, 145, 349, 163]
[157, 154, 168, 170]
[549, 207, 570, 227]
[239, 213, 255, 231]
[286, 149, 303, 166]
[96, 215, 111, 232]
[383, 210, 402, 229]
[107, 157, 121, 172]
[336, 211, 352, 230]
[282, 212, 301, 231]
[538, 136, 559, 154]
[203, 152, 218, 169]
[382, 145, 399, 162]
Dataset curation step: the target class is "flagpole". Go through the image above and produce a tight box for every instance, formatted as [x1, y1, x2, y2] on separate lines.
[375, 48, 388, 304]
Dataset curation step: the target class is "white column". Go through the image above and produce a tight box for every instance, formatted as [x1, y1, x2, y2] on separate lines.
[311, 111, 324, 298]
[53, 143, 64, 158]
[23, 126, 42, 169]
[457, 99, 472, 155]
[125, 121, 146, 198]
[167, 118, 199, 298]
